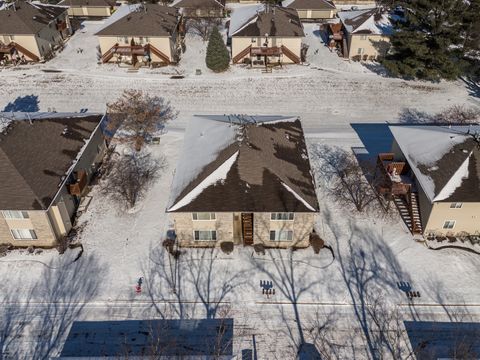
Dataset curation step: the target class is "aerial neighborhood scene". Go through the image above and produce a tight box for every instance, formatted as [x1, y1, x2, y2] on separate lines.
[0, 0, 479, 357]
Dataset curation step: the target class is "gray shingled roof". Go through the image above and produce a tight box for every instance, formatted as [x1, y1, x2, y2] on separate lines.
[286, 0, 335, 11]
[0, 1, 67, 35]
[95, 4, 179, 37]
[168, 116, 319, 213]
[232, 7, 304, 37]
[0, 115, 103, 210]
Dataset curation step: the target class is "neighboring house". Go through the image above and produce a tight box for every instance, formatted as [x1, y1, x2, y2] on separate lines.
[167, 115, 319, 249]
[59, 0, 115, 18]
[0, 1, 72, 62]
[229, 5, 304, 66]
[95, 4, 182, 67]
[376, 125, 480, 236]
[283, 0, 337, 21]
[0, 113, 107, 247]
[333, 0, 375, 5]
[58, 319, 234, 358]
[173, 0, 225, 18]
[337, 7, 392, 60]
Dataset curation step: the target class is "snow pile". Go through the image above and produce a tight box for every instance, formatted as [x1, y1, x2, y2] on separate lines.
[228, 4, 264, 37]
[168, 150, 239, 211]
[433, 151, 472, 201]
[168, 117, 238, 207]
[0, 115, 12, 134]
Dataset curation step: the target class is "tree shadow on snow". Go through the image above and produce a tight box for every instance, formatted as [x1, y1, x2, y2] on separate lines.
[0, 253, 106, 359]
[3, 95, 40, 112]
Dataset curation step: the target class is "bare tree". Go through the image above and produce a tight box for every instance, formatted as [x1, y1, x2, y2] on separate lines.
[311, 145, 378, 212]
[101, 151, 164, 209]
[186, 18, 222, 41]
[399, 104, 480, 124]
[107, 90, 177, 151]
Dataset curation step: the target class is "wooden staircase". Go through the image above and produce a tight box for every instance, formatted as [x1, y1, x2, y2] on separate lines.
[147, 44, 170, 64]
[8, 42, 40, 61]
[280, 45, 300, 64]
[101, 43, 118, 63]
[393, 192, 423, 234]
[232, 45, 251, 64]
[241, 213, 254, 245]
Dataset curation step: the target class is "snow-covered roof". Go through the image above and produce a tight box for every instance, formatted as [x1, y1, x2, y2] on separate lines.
[338, 8, 392, 35]
[228, 4, 264, 37]
[95, 3, 140, 34]
[168, 115, 319, 212]
[390, 125, 480, 203]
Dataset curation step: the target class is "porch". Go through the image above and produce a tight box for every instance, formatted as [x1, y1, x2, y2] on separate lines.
[101, 43, 171, 67]
[232, 45, 301, 66]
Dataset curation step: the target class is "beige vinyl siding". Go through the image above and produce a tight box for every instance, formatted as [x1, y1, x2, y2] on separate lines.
[172, 211, 315, 248]
[97, 35, 175, 63]
[296, 9, 336, 19]
[0, 210, 57, 247]
[425, 202, 480, 235]
[0, 34, 41, 58]
[347, 33, 390, 59]
[67, 6, 112, 17]
[231, 36, 302, 64]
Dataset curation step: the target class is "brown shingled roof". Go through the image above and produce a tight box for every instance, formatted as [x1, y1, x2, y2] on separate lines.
[169, 118, 319, 212]
[233, 7, 304, 37]
[0, 1, 67, 35]
[95, 4, 179, 37]
[0, 115, 103, 210]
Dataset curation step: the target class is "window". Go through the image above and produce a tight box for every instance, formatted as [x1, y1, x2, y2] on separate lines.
[251, 38, 256, 43]
[270, 213, 294, 221]
[145, 37, 150, 42]
[357, 48, 364, 55]
[192, 212, 216, 220]
[450, 203, 463, 209]
[11, 229, 37, 240]
[360, 35, 367, 40]
[270, 230, 293, 241]
[123, 37, 128, 44]
[194, 230, 217, 241]
[138, 37, 144, 44]
[2, 210, 29, 219]
[443, 220, 456, 230]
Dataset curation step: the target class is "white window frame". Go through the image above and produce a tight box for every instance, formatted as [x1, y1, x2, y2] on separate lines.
[270, 213, 294, 221]
[442, 220, 456, 230]
[357, 48, 364, 55]
[269, 230, 294, 241]
[193, 230, 217, 241]
[360, 35, 367, 40]
[2, 210, 29, 219]
[10, 229, 37, 240]
[192, 212, 216, 221]
[450, 203, 463, 209]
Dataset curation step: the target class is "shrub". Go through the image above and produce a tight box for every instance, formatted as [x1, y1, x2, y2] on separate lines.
[310, 233, 324, 254]
[253, 243, 265, 255]
[220, 241, 234, 254]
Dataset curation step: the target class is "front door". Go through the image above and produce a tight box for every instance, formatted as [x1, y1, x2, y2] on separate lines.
[241, 213, 254, 246]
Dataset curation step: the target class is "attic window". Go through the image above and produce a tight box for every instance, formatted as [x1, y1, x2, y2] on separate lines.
[450, 203, 463, 209]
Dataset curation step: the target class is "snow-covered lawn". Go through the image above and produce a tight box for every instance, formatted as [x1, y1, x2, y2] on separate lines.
[1, 12, 480, 359]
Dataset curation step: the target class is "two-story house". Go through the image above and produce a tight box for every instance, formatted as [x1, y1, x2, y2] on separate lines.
[95, 3, 182, 67]
[0, 1, 72, 62]
[0, 113, 107, 247]
[229, 5, 304, 66]
[167, 115, 319, 249]
[59, 0, 116, 18]
[376, 125, 480, 236]
[337, 7, 392, 60]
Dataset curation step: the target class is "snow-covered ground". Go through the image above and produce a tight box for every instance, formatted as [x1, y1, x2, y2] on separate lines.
[1, 13, 480, 359]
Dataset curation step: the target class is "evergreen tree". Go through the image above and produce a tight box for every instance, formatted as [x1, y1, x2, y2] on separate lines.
[206, 27, 230, 72]
[382, 0, 469, 81]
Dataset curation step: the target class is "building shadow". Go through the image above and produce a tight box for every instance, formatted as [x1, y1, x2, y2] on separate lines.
[3, 95, 40, 112]
[59, 318, 234, 358]
[350, 123, 394, 160]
